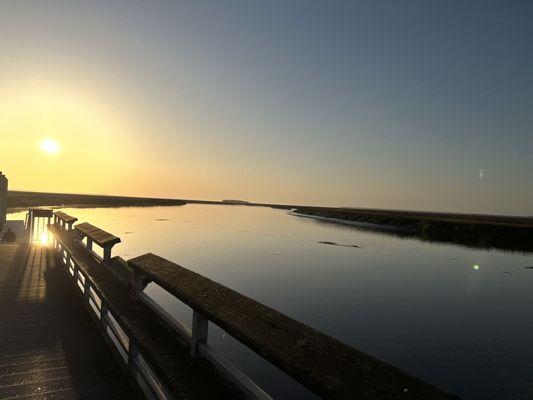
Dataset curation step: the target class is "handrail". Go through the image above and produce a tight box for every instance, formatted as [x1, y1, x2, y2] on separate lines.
[75, 222, 121, 260]
[129, 253, 456, 400]
[54, 211, 78, 230]
[54, 211, 78, 223]
[50, 215, 458, 400]
[50, 225, 240, 400]
[75, 222, 121, 247]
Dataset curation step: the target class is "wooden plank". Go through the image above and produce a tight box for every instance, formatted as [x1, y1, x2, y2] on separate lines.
[0, 244, 136, 400]
[129, 253, 458, 400]
[54, 211, 78, 224]
[75, 222, 121, 247]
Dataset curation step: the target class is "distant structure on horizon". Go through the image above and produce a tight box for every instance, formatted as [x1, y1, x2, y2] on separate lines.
[222, 199, 250, 205]
[0, 172, 7, 231]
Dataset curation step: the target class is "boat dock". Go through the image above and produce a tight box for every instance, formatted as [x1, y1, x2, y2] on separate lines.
[0, 209, 459, 400]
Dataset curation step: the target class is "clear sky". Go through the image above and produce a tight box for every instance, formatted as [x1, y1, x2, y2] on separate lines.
[1, 1, 532, 214]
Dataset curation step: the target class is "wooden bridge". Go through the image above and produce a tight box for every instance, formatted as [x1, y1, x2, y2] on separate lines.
[0, 209, 459, 399]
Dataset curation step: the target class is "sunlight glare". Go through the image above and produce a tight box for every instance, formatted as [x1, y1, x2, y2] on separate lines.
[40, 231, 49, 246]
[40, 138, 61, 155]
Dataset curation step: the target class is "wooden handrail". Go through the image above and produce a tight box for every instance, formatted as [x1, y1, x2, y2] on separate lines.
[49, 225, 238, 399]
[74, 222, 121, 260]
[75, 222, 121, 247]
[54, 211, 78, 231]
[28, 207, 53, 217]
[54, 211, 78, 224]
[129, 253, 457, 400]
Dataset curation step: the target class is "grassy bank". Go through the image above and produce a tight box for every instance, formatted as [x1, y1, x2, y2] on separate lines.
[292, 207, 533, 252]
[7, 191, 187, 212]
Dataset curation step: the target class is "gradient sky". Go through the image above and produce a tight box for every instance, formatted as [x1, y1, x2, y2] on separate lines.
[1, 1, 532, 214]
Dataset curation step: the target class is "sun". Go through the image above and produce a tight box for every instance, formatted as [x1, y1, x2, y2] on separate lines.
[40, 138, 61, 155]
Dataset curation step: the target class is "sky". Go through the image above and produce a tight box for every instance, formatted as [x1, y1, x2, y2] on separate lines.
[1, 1, 532, 215]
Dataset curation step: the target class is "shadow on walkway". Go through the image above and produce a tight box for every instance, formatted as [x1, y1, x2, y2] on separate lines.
[0, 243, 137, 399]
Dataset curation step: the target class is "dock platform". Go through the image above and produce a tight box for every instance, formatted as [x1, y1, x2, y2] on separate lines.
[0, 243, 136, 399]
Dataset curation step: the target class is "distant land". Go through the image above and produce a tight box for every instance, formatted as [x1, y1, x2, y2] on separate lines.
[291, 206, 533, 252]
[222, 199, 250, 205]
[7, 190, 533, 252]
[7, 190, 189, 211]
[6, 191, 287, 212]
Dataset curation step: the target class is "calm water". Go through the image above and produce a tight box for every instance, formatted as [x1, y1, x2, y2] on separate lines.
[11, 205, 533, 399]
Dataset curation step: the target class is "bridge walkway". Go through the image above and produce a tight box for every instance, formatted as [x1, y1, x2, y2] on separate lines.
[0, 243, 136, 400]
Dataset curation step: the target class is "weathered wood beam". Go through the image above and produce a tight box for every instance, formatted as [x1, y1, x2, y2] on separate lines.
[129, 253, 458, 400]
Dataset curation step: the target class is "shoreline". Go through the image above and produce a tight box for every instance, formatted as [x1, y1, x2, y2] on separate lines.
[291, 207, 533, 252]
[7, 190, 533, 252]
[7, 203, 188, 214]
[6, 191, 188, 213]
[288, 210, 415, 233]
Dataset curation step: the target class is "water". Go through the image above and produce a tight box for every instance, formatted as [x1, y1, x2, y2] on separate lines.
[10, 205, 533, 399]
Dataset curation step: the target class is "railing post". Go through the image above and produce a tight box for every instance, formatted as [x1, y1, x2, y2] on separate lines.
[103, 246, 112, 261]
[128, 337, 140, 380]
[86, 238, 93, 252]
[30, 211, 34, 242]
[84, 276, 91, 302]
[74, 266, 84, 292]
[100, 301, 109, 331]
[131, 271, 145, 300]
[191, 311, 209, 357]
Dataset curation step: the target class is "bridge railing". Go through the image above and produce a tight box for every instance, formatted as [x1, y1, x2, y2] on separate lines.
[54, 211, 78, 231]
[49, 211, 457, 400]
[50, 216, 174, 399]
[74, 221, 121, 261]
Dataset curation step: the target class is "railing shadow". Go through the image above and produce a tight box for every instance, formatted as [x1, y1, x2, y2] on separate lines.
[42, 245, 136, 398]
